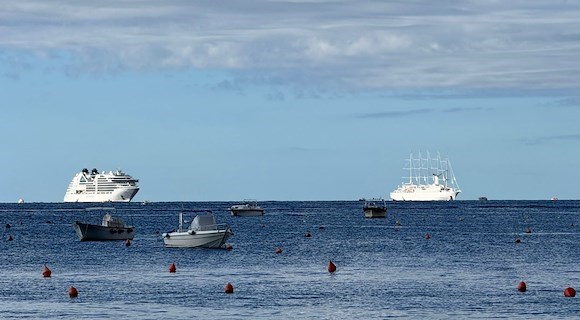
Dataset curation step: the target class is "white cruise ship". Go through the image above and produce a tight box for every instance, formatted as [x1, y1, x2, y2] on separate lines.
[64, 168, 139, 202]
[390, 152, 461, 201]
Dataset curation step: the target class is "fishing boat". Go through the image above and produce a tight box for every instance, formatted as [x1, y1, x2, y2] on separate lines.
[362, 198, 387, 218]
[162, 211, 233, 248]
[230, 199, 264, 216]
[64, 168, 139, 202]
[390, 152, 461, 201]
[72, 208, 135, 241]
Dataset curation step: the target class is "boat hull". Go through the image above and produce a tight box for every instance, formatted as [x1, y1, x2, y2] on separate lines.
[230, 208, 264, 216]
[390, 188, 459, 201]
[73, 222, 135, 241]
[363, 207, 387, 218]
[64, 187, 139, 203]
[162, 230, 232, 248]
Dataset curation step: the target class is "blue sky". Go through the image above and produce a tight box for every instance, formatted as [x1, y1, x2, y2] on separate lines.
[1, 0, 579, 202]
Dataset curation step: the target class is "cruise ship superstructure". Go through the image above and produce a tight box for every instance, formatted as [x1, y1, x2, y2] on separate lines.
[64, 168, 139, 202]
[390, 152, 461, 201]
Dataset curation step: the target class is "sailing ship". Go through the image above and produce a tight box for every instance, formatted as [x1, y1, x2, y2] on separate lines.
[64, 168, 139, 202]
[390, 152, 461, 201]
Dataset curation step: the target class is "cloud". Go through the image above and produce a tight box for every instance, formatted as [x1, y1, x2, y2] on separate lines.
[2, 0, 580, 93]
[523, 134, 580, 145]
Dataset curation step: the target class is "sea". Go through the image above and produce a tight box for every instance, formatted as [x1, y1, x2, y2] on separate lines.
[1, 200, 579, 319]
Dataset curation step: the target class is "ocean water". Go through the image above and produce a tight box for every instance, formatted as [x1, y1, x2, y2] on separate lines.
[1, 200, 579, 319]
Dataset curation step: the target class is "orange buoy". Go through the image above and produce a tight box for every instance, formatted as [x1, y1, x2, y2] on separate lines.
[304, 232, 311, 238]
[517, 281, 527, 292]
[526, 227, 532, 234]
[224, 282, 234, 294]
[225, 244, 233, 250]
[328, 260, 337, 273]
[275, 247, 283, 254]
[564, 287, 576, 297]
[169, 262, 176, 273]
[42, 264, 52, 278]
[7, 234, 13, 241]
[68, 286, 78, 298]
[425, 233, 431, 240]
[124, 239, 131, 247]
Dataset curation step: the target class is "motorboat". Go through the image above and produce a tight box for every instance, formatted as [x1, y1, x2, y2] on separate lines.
[162, 211, 233, 248]
[362, 198, 387, 218]
[230, 199, 264, 216]
[73, 208, 135, 241]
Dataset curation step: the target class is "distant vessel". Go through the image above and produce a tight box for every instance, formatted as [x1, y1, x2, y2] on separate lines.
[17, 199, 24, 204]
[64, 168, 139, 202]
[162, 211, 233, 248]
[362, 198, 387, 218]
[390, 152, 461, 201]
[230, 200, 264, 216]
[478, 196, 488, 201]
[72, 207, 135, 241]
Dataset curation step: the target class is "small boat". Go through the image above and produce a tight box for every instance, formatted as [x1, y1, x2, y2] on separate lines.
[362, 198, 387, 218]
[230, 199, 264, 216]
[73, 208, 135, 241]
[162, 211, 233, 248]
[478, 196, 488, 201]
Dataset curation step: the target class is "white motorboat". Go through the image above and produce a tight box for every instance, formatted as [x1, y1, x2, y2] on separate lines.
[230, 199, 264, 216]
[362, 198, 387, 218]
[73, 208, 135, 241]
[390, 152, 461, 201]
[162, 211, 233, 248]
[64, 168, 139, 202]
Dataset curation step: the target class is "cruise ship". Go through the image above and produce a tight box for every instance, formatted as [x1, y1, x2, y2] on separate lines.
[390, 152, 461, 201]
[64, 168, 139, 202]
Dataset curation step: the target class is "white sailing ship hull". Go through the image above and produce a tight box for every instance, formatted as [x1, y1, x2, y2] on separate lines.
[64, 187, 139, 203]
[162, 230, 232, 248]
[390, 188, 459, 201]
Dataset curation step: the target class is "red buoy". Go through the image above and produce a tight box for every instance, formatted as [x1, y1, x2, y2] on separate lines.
[275, 247, 283, 254]
[328, 260, 337, 273]
[68, 286, 78, 298]
[124, 239, 131, 247]
[225, 244, 233, 250]
[7, 234, 13, 241]
[42, 264, 52, 278]
[425, 233, 431, 240]
[304, 232, 311, 238]
[564, 287, 576, 297]
[169, 262, 176, 273]
[515, 238, 521, 243]
[517, 281, 527, 292]
[224, 282, 234, 294]
[526, 227, 532, 234]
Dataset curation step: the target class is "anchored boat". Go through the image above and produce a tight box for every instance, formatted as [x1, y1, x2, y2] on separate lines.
[162, 211, 233, 248]
[64, 168, 139, 202]
[390, 152, 461, 201]
[362, 198, 387, 218]
[230, 199, 264, 216]
[73, 208, 135, 241]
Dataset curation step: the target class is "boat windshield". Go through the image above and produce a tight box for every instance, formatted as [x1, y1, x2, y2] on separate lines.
[190, 215, 217, 231]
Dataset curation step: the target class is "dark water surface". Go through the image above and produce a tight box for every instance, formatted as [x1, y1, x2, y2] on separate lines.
[1, 201, 579, 319]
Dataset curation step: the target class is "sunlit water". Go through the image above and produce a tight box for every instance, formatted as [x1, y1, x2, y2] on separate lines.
[1, 201, 579, 319]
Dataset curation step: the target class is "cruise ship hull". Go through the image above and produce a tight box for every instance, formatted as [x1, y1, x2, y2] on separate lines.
[64, 187, 139, 203]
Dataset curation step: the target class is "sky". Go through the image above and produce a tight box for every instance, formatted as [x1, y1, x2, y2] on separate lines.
[1, 0, 580, 202]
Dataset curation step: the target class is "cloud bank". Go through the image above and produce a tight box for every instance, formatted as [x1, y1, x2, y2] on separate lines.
[2, 0, 580, 92]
